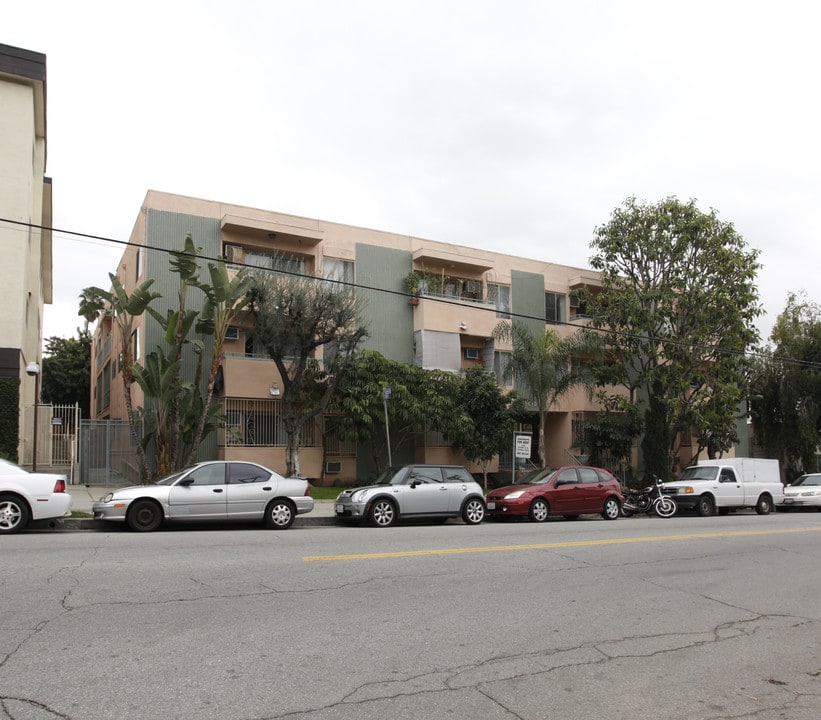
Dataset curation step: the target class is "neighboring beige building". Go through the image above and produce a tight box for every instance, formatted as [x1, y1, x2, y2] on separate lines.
[0, 44, 52, 465]
[92, 190, 613, 482]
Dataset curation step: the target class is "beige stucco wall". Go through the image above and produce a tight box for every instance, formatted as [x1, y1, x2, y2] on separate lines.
[1, 61, 48, 463]
[92, 190, 615, 479]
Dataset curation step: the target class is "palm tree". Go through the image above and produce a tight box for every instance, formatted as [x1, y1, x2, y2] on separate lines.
[82, 276, 161, 481]
[186, 259, 254, 466]
[493, 320, 587, 466]
[77, 287, 107, 331]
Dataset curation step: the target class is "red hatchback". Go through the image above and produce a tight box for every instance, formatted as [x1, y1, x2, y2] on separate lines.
[486, 466, 624, 522]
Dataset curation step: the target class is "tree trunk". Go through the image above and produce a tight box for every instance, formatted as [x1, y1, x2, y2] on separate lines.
[642, 383, 672, 480]
[284, 419, 302, 477]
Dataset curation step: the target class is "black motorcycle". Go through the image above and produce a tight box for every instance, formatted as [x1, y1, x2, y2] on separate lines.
[621, 476, 677, 518]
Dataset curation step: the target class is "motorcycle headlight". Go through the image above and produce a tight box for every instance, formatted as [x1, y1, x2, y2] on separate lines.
[504, 490, 526, 500]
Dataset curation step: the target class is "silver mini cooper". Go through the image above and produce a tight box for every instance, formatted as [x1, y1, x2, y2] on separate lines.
[334, 464, 486, 527]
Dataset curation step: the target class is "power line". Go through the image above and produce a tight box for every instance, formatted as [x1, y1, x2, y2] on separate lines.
[3, 215, 820, 371]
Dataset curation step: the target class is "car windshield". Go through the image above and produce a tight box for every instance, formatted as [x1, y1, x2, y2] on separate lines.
[792, 475, 821, 487]
[154, 469, 188, 486]
[515, 468, 558, 485]
[676, 466, 718, 482]
[373, 467, 410, 486]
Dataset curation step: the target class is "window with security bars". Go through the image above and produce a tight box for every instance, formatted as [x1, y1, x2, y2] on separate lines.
[223, 398, 318, 447]
[571, 411, 598, 447]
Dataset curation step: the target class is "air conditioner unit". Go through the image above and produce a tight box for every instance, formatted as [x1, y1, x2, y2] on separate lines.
[224, 244, 245, 263]
[325, 461, 342, 474]
[464, 347, 480, 360]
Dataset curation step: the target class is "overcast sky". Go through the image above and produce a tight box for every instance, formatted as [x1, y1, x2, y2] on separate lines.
[6, 0, 819, 343]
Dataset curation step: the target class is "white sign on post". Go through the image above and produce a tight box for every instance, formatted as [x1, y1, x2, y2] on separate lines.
[514, 434, 531, 459]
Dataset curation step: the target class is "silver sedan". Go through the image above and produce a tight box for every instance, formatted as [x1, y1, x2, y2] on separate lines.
[92, 461, 313, 531]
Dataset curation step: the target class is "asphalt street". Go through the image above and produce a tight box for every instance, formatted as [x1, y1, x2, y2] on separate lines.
[2, 510, 819, 720]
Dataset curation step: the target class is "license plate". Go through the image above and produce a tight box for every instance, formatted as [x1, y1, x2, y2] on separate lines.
[335, 504, 343, 513]
[487, 502, 496, 510]
[783, 498, 795, 504]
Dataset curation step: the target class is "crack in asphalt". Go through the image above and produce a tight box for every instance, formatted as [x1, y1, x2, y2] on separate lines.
[2, 545, 818, 720]
[0, 695, 72, 719]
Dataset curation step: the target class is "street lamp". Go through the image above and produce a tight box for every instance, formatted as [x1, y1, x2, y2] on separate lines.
[25, 361, 40, 472]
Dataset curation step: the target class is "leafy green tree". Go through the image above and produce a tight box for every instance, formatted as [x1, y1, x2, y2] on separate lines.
[750, 292, 821, 476]
[448, 366, 525, 489]
[41, 332, 92, 417]
[250, 270, 368, 476]
[331, 351, 470, 472]
[580, 393, 642, 480]
[584, 197, 761, 479]
[493, 320, 588, 466]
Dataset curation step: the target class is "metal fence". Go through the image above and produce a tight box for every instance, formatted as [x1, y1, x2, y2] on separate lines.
[21, 403, 81, 482]
[79, 420, 142, 486]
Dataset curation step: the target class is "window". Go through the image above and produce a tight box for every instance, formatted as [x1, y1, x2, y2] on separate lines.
[494, 351, 511, 385]
[323, 258, 354, 292]
[229, 463, 270, 484]
[556, 469, 578, 485]
[225, 326, 240, 341]
[444, 467, 474, 484]
[545, 292, 566, 325]
[487, 283, 511, 318]
[246, 251, 307, 275]
[186, 464, 227, 486]
[408, 467, 444, 484]
[577, 468, 600, 484]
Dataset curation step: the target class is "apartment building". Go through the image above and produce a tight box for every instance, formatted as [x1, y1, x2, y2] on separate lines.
[91, 190, 608, 482]
[0, 44, 52, 465]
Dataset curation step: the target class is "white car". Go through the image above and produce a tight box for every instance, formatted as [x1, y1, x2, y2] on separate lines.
[92, 460, 314, 531]
[0, 458, 73, 533]
[778, 473, 821, 511]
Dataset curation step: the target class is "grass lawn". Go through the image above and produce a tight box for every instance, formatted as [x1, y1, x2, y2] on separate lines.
[309, 485, 343, 500]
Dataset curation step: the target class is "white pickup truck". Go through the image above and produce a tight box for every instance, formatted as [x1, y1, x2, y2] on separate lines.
[661, 458, 783, 516]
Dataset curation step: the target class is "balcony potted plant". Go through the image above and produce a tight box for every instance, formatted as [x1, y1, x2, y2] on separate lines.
[403, 270, 422, 305]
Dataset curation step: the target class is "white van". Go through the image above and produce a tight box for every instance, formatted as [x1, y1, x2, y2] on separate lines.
[662, 458, 783, 516]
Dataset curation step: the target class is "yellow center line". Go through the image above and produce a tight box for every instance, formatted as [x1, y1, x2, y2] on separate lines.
[303, 526, 821, 562]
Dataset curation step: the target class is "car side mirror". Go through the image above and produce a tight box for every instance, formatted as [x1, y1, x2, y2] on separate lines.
[178, 478, 195, 486]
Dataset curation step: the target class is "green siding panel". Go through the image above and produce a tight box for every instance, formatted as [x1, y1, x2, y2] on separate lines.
[355, 244, 414, 364]
[511, 269, 545, 335]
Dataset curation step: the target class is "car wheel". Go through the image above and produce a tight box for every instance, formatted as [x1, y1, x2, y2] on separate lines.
[755, 494, 772, 515]
[265, 499, 296, 529]
[696, 495, 715, 517]
[0, 493, 30, 534]
[563, 514, 580, 521]
[462, 498, 485, 524]
[369, 499, 396, 527]
[528, 498, 549, 523]
[601, 497, 621, 520]
[126, 499, 163, 532]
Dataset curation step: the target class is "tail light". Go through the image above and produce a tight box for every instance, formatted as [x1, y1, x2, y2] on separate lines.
[305, 485, 312, 496]
[54, 479, 67, 493]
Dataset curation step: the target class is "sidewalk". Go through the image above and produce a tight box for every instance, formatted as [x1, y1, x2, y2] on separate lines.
[61, 485, 338, 529]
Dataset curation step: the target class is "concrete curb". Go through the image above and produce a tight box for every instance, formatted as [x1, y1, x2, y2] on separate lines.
[38, 516, 340, 532]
